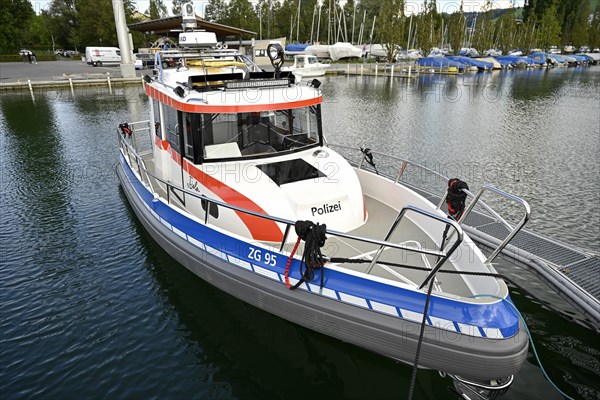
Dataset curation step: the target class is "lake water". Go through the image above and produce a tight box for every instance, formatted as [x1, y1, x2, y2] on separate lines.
[1, 67, 598, 399]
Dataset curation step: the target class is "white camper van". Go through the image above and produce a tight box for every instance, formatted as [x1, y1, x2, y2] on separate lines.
[85, 47, 121, 66]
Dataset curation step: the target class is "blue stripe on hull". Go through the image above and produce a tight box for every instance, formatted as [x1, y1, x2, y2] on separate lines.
[120, 154, 520, 338]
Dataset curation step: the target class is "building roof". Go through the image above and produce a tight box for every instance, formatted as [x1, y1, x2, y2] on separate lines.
[128, 16, 256, 39]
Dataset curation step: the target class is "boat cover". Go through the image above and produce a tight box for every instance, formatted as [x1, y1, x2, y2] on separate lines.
[547, 54, 568, 64]
[417, 57, 465, 70]
[528, 52, 548, 63]
[447, 56, 493, 70]
[285, 43, 312, 53]
[305, 45, 331, 58]
[567, 54, 589, 63]
[329, 42, 363, 61]
[495, 55, 544, 66]
[478, 57, 503, 69]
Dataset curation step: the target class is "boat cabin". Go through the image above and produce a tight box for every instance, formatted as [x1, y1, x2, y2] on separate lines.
[142, 44, 364, 242]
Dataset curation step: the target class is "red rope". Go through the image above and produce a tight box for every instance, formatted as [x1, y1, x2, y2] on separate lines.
[284, 237, 302, 289]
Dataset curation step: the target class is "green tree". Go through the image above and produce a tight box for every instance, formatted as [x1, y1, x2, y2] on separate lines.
[45, 0, 78, 49]
[588, 4, 600, 48]
[272, 0, 296, 41]
[473, 0, 494, 51]
[343, 0, 357, 43]
[172, 0, 186, 16]
[205, 0, 228, 22]
[0, 0, 35, 51]
[447, 2, 465, 54]
[71, 0, 119, 49]
[414, 0, 438, 52]
[495, 7, 518, 53]
[537, 0, 561, 50]
[147, 0, 168, 19]
[222, 0, 258, 35]
[377, 0, 404, 62]
[570, 0, 590, 46]
[29, 13, 53, 46]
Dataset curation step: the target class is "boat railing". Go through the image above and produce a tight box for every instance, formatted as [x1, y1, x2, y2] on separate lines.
[363, 206, 463, 290]
[458, 186, 530, 263]
[329, 144, 531, 264]
[117, 125, 155, 195]
[123, 119, 154, 155]
[118, 130, 465, 290]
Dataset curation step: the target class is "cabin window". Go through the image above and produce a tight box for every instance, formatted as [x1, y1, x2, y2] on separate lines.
[200, 105, 322, 161]
[164, 105, 180, 152]
[183, 113, 194, 159]
[182, 112, 203, 163]
[152, 99, 161, 138]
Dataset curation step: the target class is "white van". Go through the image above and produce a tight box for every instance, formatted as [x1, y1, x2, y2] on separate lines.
[85, 47, 121, 67]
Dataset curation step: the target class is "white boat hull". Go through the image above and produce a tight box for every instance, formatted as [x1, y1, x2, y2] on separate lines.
[117, 153, 529, 382]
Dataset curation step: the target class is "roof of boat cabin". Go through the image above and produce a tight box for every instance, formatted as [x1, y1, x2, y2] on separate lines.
[128, 16, 256, 39]
[145, 77, 322, 113]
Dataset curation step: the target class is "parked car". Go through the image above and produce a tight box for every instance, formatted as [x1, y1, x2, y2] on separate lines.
[55, 49, 65, 56]
[64, 50, 80, 57]
[134, 53, 155, 69]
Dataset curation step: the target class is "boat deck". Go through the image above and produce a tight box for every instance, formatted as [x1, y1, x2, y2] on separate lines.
[413, 186, 600, 327]
[326, 196, 475, 298]
[139, 152, 476, 298]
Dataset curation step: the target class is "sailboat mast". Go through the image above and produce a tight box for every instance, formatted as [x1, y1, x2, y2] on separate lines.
[440, 18, 444, 48]
[296, 0, 302, 43]
[412, 22, 418, 49]
[310, 4, 316, 44]
[369, 15, 376, 45]
[328, 0, 331, 45]
[343, 5, 348, 43]
[352, 3, 356, 44]
[316, 4, 322, 43]
[407, 13, 412, 50]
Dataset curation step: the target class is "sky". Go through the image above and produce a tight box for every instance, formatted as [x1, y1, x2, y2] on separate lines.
[29, 1, 526, 18]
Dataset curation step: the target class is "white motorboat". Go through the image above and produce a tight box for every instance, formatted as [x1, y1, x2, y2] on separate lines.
[115, 4, 534, 398]
[484, 48, 503, 57]
[548, 46, 561, 54]
[283, 54, 330, 78]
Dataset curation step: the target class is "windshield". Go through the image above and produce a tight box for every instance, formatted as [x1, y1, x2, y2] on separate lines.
[200, 105, 322, 161]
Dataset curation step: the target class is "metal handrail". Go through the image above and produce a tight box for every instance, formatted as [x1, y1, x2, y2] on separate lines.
[363, 205, 464, 290]
[458, 186, 531, 263]
[119, 136, 465, 286]
[329, 144, 531, 264]
[118, 131, 156, 194]
[366, 206, 463, 272]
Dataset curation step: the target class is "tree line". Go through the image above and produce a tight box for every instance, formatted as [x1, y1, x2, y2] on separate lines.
[2, 0, 599, 60]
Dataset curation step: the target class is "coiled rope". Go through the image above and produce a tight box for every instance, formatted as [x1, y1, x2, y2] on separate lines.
[284, 221, 327, 290]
